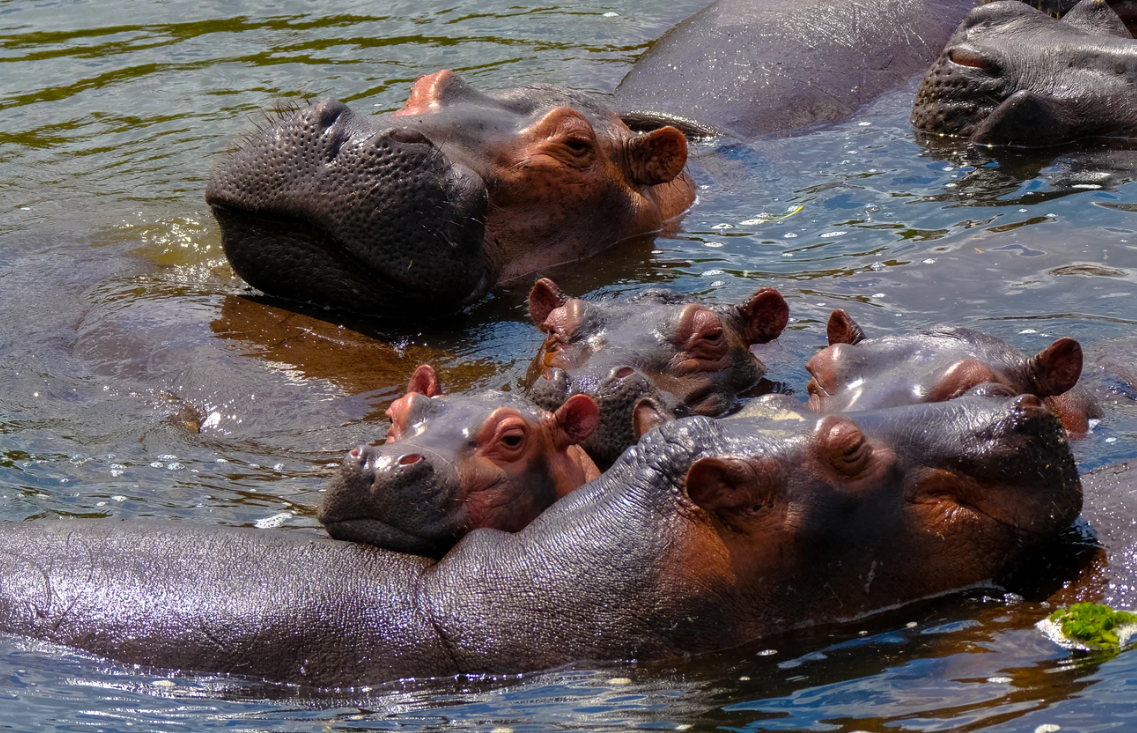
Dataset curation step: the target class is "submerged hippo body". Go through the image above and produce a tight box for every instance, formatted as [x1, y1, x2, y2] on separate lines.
[525, 278, 789, 465]
[913, 0, 1137, 147]
[615, 0, 979, 138]
[319, 365, 599, 557]
[0, 396, 1080, 686]
[806, 309, 1100, 432]
[206, 73, 694, 316]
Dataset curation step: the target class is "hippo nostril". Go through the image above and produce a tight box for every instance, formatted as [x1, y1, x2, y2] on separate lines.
[387, 128, 432, 146]
[346, 444, 371, 469]
[1015, 394, 1044, 410]
[398, 453, 423, 466]
[312, 99, 348, 130]
[613, 367, 635, 380]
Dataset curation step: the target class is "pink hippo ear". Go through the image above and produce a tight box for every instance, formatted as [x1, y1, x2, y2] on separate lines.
[554, 394, 599, 445]
[632, 396, 676, 441]
[1027, 337, 1083, 398]
[407, 364, 442, 397]
[738, 288, 790, 345]
[684, 456, 769, 513]
[628, 126, 688, 186]
[528, 278, 570, 329]
[827, 309, 866, 346]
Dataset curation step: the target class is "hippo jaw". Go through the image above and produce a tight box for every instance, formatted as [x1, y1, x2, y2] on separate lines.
[207, 99, 497, 317]
[912, 0, 1137, 147]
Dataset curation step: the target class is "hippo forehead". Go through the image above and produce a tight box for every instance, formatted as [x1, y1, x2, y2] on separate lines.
[396, 391, 545, 446]
[560, 294, 713, 358]
[830, 328, 1022, 375]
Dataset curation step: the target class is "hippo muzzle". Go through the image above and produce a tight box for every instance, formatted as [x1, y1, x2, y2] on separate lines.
[319, 441, 465, 556]
[207, 99, 494, 316]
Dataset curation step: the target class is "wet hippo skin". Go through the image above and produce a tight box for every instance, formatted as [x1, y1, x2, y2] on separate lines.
[319, 365, 600, 557]
[913, 0, 1137, 146]
[615, 0, 980, 138]
[206, 74, 695, 317]
[805, 309, 1101, 433]
[525, 277, 789, 466]
[0, 397, 1080, 686]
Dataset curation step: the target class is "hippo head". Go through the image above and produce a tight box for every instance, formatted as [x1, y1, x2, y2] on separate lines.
[524, 278, 789, 465]
[626, 394, 1080, 621]
[206, 71, 695, 316]
[318, 365, 599, 556]
[912, 0, 1137, 147]
[805, 309, 1097, 432]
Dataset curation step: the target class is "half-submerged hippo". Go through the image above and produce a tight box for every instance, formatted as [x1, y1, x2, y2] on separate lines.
[913, 0, 1137, 147]
[615, 0, 979, 138]
[525, 278, 789, 465]
[206, 71, 695, 316]
[0, 395, 1080, 685]
[318, 365, 600, 557]
[806, 309, 1100, 432]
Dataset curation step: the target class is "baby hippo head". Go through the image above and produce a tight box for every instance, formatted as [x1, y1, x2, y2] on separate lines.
[525, 278, 789, 465]
[319, 365, 600, 557]
[805, 309, 1096, 432]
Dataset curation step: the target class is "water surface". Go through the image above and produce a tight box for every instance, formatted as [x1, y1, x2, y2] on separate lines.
[2, 1, 1137, 730]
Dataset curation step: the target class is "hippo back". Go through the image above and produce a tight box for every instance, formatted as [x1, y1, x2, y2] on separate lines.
[615, 0, 978, 138]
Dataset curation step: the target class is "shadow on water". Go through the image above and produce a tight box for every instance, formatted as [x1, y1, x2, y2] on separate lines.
[3, 0, 1137, 730]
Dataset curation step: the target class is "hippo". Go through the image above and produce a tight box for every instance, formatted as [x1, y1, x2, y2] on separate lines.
[1011, 0, 1137, 32]
[912, 0, 1137, 147]
[614, 0, 979, 139]
[205, 72, 695, 316]
[0, 395, 1080, 685]
[525, 277, 789, 465]
[805, 309, 1101, 432]
[318, 365, 600, 557]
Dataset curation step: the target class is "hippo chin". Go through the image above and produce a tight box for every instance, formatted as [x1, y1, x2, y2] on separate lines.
[319, 365, 600, 557]
[206, 71, 695, 316]
[913, 0, 1137, 147]
[0, 396, 1080, 686]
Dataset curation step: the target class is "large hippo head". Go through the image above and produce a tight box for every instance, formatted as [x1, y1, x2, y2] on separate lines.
[912, 0, 1137, 146]
[206, 71, 695, 316]
[524, 278, 789, 465]
[805, 309, 1100, 432]
[594, 394, 1082, 635]
[318, 365, 599, 556]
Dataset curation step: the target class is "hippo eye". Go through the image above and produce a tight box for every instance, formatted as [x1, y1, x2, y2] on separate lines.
[948, 48, 996, 73]
[563, 137, 591, 155]
[500, 431, 525, 449]
[703, 329, 722, 342]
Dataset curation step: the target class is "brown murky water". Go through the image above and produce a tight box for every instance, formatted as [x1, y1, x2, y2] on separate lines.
[2, 1, 1137, 730]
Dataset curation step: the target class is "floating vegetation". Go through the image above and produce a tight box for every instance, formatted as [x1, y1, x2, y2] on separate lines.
[1037, 602, 1137, 651]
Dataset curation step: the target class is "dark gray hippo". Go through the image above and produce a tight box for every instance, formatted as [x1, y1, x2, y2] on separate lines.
[206, 72, 695, 317]
[913, 0, 1137, 146]
[0, 396, 1080, 686]
[525, 278, 789, 466]
[615, 0, 980, 138]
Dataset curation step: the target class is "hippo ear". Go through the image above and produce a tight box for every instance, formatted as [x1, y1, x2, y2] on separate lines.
[1062, 0, 1131, 38]
[1026, 337, 1083, 398]
[554, 394, 600, 444]
[684, 456, 762, 513]
[971, 90, 1081, 147]
[407, 364, 442, 397]
[815, 415, 874, 477]
[827, 309, 866, 346]
[632, 396, 675, 440]
[628, 126, 688, 186]
[738, 288, 790, 345]
[529, 278, 569, 329]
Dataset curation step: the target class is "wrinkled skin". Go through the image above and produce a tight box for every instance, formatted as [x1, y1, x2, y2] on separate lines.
[1003, 0, 1137, 32]
[913, 0, 1137, 147]
[805, 309, 1101, 432]
[318, 365, 599, 557]
[525, 277, 789, 465]
[0, 396, 1079, 686]
[206, 71, 695, 316]
[614, 0, 979, 138]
